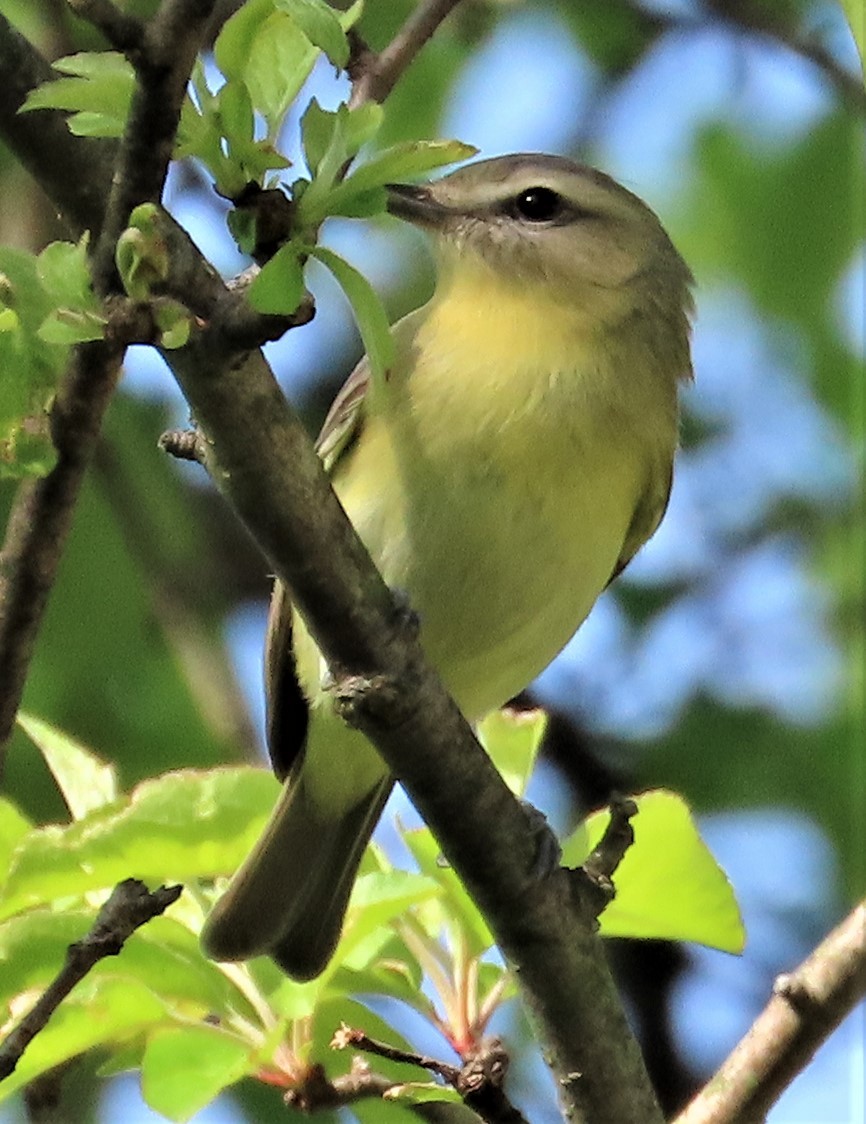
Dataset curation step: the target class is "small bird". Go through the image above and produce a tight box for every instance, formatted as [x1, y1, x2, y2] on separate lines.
[202, 153, 694, 980]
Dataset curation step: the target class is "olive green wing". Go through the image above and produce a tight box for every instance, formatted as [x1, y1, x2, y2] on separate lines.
[606, 460, 673, 587]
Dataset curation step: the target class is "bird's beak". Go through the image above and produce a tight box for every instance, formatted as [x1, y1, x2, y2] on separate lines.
[385, 183, 450, 228]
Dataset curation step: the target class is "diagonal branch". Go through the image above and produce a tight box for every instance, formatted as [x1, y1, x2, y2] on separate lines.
[348, 0, 465, 107]
[675, 900, 866, 1124]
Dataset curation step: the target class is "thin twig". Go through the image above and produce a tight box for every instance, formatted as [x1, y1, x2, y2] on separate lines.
[283, 1057, 400, 1111]
[332, 1027, 529, 1124]
[675, 900, 866, 1124]
[0, 880, 182, 1082]
[348, 0, 465, 107]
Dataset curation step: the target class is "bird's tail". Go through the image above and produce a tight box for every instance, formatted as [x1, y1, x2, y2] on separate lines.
[202, 773, 393, 980]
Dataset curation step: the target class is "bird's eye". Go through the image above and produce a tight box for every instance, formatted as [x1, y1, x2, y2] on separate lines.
[511, 186, 563, 222]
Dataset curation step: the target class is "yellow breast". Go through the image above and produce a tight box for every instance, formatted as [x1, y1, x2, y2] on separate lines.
[329, 267, 672, 719]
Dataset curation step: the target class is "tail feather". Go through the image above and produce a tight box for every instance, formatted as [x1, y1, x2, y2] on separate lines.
[202, 775, 393, 979]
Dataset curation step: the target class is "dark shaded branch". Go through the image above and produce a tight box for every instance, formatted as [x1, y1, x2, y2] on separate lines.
[676, 900, 866, 1124]
[348, 0, 465, 107]
[0, 342, 124, 750]
[0, 880, 182, 1082]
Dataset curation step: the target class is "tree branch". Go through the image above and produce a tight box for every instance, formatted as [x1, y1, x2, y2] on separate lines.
[675, 900, 866, 1124]
[0, 880, 182, 1082]
[348, 0, 464, 107]
[331, 1027, 529, 1124]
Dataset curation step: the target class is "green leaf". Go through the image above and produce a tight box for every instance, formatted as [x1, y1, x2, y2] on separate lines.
[308, 245, 395, 383]
[300, 97, 338, 175]
[21, 51, 135, 138]
[247, 243, 306, 314]
[274, 0, 349, 67]
[387, 1082, 462, 1106]
[215, 2, 318, 129]
[153, 300, 192, 350]
[0, 910, 251, 1020]
[0, 768, 278, 921]
[37, 309, 105, 345]
[0, 248, 68, 480]
[401, 828, 493, 957]
[0, 976, 167, 1101]
[340, 139, 476, 196]
[141, 1025, 254, 1120]
[0, 798, 32, 882]
[36, 236, 98, 313]
[304, 136, 471, 225]
[335, 870, 440, 971]
[16, 712, 117, 820]
[561, 790, 745, 953]
[477, 708, 546, 798]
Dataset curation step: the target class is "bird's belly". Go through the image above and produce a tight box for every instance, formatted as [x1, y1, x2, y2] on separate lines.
[340, 440, 639, 721]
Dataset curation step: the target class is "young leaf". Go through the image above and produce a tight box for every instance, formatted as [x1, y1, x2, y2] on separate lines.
[401, 827, 493, 957]
[16, 712, 117, 820]
[20, 52, 135, 138]
[327, 139, 477, 210]
[300, 97, 338, 175]
[308, 245, 395, 383]
[247, 243, 306, 315]
[0, 798, 32, 882]
[0, 248, 69, 480]
[477, 708, 546, 798]
[0, 768, 279, 922]
[141, 1025, 254, 1121]
[35, 236, 99, 314]
[274, 0, 350, 68]
[335, 870, 441, 972]
[216, 2, 319, 130]
[562, 789, 746, 953]
[0, 976, 167, 1101]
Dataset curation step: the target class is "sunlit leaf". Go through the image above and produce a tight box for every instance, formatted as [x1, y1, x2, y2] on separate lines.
[0, 768, 278, 921]
[401, 827, 493, 957]
[562, 790, 745, 953]
[20, 51, 134, 138]
[0, 977, 166, 1101]
[335, 870, 440, 971]
[247, 243, 306, 314]
[274, 0, 349, 68]
[141, 1025, 254, 1120]
[16, 712, 117, 819]
[308, 245, 395, 382]
[477, 708, 546, 798]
